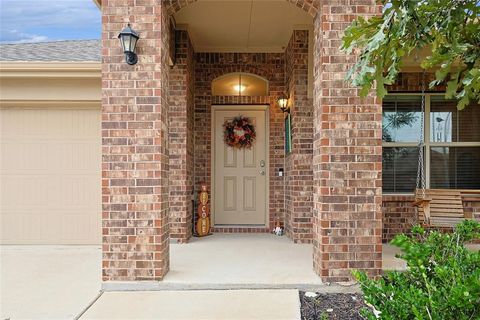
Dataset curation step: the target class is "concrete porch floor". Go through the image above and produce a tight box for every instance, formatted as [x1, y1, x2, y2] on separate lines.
[166, 233, 322, 288]
[1, 235, 408, 319]
[104, 233, 406, 291]
[162, 234, 407, 288]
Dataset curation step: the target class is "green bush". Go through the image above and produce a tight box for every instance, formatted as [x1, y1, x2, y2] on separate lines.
[354, 220, 480, 320]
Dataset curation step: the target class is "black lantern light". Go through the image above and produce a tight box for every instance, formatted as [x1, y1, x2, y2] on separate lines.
[118, 24, 139, 65]
[277, 94, 290, 113]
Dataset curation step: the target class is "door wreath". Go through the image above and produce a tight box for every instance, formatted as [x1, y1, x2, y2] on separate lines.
[223, 116, 256, 149]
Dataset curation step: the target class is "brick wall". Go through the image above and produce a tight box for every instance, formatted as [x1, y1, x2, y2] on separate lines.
[312, 2, 383, 282]
[169, 30, 195, 243]
[284, 30, 314, 243]
[194, 53, 286, 231]
[101, 0, 170, 281]
[382, 195, 417, 242]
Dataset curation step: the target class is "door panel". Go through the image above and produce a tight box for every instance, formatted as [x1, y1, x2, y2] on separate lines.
[214, 107, 267, 225]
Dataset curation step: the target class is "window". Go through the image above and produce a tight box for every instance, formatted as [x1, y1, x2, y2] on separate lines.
[211, 73, 269, 96]
[382, 95, 480, 193]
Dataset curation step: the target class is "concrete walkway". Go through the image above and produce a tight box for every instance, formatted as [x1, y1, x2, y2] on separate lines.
[80, 289, 301, 320]
[1, 245, 101, 320]
[382, 244, 407, 271]
[0, 237, 409, 319]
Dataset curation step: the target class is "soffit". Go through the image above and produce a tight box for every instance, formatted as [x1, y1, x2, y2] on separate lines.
[174, 0, 313, 53]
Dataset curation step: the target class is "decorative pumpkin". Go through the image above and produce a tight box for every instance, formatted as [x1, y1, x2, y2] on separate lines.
[196, 217, 210, 237]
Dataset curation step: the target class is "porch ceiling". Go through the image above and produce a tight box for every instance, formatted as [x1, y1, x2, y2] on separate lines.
[174, 0, 313, 53]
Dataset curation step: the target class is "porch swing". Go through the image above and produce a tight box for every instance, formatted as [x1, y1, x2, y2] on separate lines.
[411, 73, 473, 228]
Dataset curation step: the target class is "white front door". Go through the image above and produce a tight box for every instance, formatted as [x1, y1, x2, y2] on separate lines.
[213, 106, 268, 226]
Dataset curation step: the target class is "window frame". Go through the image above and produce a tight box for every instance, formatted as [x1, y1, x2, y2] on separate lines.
[383, 93, 480, 194]
[211, 72, 269, 97]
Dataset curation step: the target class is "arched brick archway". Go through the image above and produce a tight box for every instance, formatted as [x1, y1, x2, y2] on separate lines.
[165, 0, 320, 17]
[101, 0, 383, 284]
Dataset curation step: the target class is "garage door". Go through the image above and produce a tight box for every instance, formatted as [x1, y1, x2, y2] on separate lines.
[0, 106, 101, 244]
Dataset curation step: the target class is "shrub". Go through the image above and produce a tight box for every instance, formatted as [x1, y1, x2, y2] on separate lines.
[353, 220, 480, 320]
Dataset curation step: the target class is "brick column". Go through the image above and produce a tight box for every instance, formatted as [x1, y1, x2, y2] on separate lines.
[101, 0, 170, 281]
[285, 30, 314, 243]
[312, 2, 383, 282]
[169, 30, 195, 243]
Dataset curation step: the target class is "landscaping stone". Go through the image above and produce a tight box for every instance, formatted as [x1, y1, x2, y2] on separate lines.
[300, 291, 370, 320]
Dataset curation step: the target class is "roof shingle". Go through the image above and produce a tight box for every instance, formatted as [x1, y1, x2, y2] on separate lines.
[0, 40, 101, 62]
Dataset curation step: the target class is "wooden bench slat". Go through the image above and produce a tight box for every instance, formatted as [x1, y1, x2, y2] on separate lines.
[432, 218, 464, 223]
[428, 192, 462, 195]
[430, 203, 463, 206]
[431, 210, 464, 214]
[424, 189, 463, 193]
[429, 202, 463, 206]
[429, 206, 463, 210]
[428, 196, 462, 199]
[433, 218, 464, 222]
[431, 206, 463, 210]
[432, 217, 464, 221]
[431, 213, 464, 218]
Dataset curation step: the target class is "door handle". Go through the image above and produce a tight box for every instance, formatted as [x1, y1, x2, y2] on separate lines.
[260, 170, 265, 176]
[260, 160, 265, 167]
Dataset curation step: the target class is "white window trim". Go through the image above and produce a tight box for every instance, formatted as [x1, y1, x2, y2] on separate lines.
[383, 93, 480, 193]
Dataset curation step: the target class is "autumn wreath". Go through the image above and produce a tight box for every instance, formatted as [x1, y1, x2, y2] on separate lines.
[223, 116, 256, 149]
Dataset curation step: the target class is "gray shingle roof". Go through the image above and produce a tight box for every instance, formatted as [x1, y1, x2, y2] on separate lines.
[0, 40, 101, 62]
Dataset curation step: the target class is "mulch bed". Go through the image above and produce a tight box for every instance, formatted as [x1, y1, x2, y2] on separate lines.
[300, 291, 371, 320]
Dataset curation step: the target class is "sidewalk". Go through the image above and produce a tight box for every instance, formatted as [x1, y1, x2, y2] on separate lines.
[80, 289, 301, 320]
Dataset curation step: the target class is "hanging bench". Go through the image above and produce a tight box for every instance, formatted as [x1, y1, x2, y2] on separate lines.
[413, 189, 476, 227]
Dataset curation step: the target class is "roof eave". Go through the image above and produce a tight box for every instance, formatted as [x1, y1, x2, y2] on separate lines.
[0, 61, 101, 78]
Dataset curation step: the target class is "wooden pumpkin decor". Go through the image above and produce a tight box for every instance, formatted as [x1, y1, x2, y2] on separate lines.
[196, 184, 211, 237]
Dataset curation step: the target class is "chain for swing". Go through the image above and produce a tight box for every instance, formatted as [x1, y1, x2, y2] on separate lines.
[416, 70, 427, 197]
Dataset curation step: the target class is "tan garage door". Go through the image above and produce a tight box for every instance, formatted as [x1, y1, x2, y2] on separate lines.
[0, 106, 101, 244]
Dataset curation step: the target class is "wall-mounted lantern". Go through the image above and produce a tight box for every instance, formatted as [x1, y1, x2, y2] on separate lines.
[118, 24, 139, 65]
[277, 94, 290, 113]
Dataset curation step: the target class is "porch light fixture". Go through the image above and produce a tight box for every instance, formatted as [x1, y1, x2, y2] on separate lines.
[277, 94, 290, 113]
[234, 84, 246, 93]
[118, 24, 139, 65]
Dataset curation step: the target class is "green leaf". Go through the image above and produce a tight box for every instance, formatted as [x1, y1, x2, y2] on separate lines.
[446, 71, 460, 99]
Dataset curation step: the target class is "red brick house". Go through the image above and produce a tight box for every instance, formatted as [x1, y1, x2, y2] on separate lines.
[1, 0, 479, 285]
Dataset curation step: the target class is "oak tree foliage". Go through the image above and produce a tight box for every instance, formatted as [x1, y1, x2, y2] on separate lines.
[342, 0, 480, 109]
